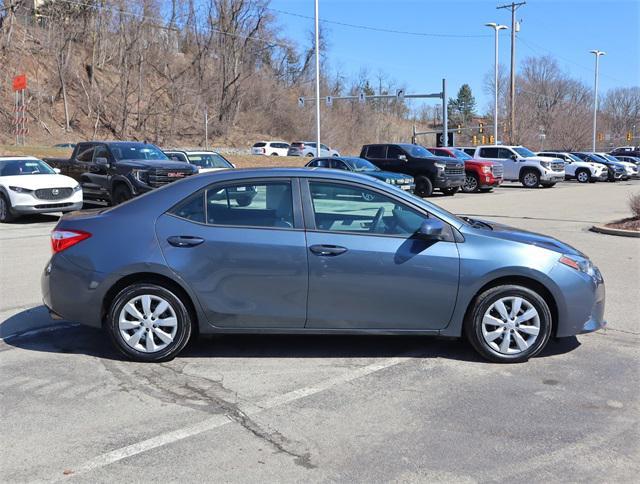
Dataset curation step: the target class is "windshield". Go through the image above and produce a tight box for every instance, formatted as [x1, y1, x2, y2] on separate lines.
[589, 154, 608, 163]
[451, 149, 472, 160]
[600, 153, 618, 162]
[110, 143, 168, 161]
[407, 145, 434, 158]
[345, 157, 379, 172]
[563, 153, 582, 162]
[0, 159, 55, 176]
[187, 153, 233, 169]
[513, 147, 536, 158]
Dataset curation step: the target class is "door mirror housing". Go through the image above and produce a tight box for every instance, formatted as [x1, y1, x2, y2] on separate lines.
[510, 154, 519, 161]
[398, 154, 408, 161]
[417, 218, 445, 240]
[95, 157, 109, 166]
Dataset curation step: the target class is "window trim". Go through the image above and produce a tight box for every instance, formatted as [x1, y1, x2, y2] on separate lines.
[300, 177, 455, 241]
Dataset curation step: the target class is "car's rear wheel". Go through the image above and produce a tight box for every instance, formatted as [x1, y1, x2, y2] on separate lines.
[0, 194, 16, 223]
[414, 176, 433, 197]
[575, 169, 590, 183]
[106, 283, 193, 362]
[465, 285, 552, 363]
[112, 184, 133, 205]
[462, 173, 479, 193]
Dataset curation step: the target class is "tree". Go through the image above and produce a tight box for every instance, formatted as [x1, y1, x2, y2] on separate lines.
[448, 84, 476, 125]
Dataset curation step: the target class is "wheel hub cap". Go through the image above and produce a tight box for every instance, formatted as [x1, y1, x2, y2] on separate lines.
[481, 296, 540, 355]
[118, 294, 178, 353]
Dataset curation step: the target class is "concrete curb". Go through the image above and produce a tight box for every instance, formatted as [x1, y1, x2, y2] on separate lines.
[590, 225, 640, 238]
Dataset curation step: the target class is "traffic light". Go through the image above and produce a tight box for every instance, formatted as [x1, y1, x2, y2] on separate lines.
[627, 131, 633, 142]
[489, 134, 495, 144]
[597, 132, 604, 142]
[457, 124, 462, 134]
[472, 134, 478, 145]
[481, 134, 486, 144]
[479, 122, 484, 133]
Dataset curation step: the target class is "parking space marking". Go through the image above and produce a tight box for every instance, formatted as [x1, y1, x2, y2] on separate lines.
[59, 354, 416, 480]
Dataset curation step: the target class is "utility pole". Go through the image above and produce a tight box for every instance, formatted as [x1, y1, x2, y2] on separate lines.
[497, 1, 525, 144]
[314, 0, 321, 157]
[590, 50, 606, 152]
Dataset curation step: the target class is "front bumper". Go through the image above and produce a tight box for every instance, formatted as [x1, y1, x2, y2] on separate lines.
[12, 200, 83, 214]
[540, 171, 565, 182]
[434, 173, 465, 189]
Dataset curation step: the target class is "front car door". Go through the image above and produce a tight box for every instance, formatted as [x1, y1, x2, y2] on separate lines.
[302, 179, 460, 330]
[156, 178, 308, 329]
[498, 148, 518, 179]
[73, 143, 98, 195]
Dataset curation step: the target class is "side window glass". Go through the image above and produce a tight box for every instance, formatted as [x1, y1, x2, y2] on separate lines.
[366, 145, 386, 159]
[331, 160, 348, 170]
[93, 146, 109, 161]
[386, 146, 405, 159]
[499, 148, 514, 159]
[169, 191, 206, 223]
[76, 145, 95, 162]
[167, 153, 187, 162]
[206, 182, 293, 229]
[309, 182, 427, 236]
[479, 147, 498, 158]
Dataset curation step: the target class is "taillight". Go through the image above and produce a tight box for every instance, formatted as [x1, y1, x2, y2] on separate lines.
[51, 229, 91, 253]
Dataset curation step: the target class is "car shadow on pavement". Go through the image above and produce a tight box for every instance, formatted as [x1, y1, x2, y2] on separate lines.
[2, 213, 60, 224]
[3, 307, 581, 363]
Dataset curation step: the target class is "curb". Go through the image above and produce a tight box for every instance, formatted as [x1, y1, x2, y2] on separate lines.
[590, 225, 640, 238]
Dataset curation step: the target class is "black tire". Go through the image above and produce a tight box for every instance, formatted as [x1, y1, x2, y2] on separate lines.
[464, 285, 553, 363]
[441, 187, 459, 196]
[588, 178, 597, 183]
[270, 153, 278, 156]
[112, 184, 133, 205]
[0, 193, 16, 223]
[575, 169, 590, 183]
[106, 283, 193, 362]
[520, 169, 540, 188]
[235, 196, 252, 207]
[306, 153, 314, 157]
[541, 183, 556, 188]
[479, 187, 494, 192]
[462, 173, 480, 193]
[414, 176, 433, 197]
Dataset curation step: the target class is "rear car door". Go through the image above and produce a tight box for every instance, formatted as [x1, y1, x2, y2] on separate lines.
[364, 145, 389, 170]
[156, 178, 308, 329]
[302, 179, 460, 330]
[73, 143, 99, 196]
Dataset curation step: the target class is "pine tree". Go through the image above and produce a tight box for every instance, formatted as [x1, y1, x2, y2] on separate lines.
[448, 84, 477, 126]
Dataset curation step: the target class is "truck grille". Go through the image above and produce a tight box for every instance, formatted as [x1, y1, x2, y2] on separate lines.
[551, 161, 565, 172]
[491, 164, 504, 178]
[35, 187, 73, 200]
[148, 169, 193, 188]
[445, 165, 464, 176]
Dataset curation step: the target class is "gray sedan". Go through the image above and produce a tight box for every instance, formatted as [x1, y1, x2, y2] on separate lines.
[42, 169, 606, 363]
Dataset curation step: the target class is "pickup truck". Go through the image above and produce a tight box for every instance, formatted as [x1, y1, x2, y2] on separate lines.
[428, 146, 503, 193]
[44, 141, 197, 204]
[359, 143, 465, 197]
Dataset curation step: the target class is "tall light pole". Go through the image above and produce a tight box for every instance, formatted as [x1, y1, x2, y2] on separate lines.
[314, 0, 321, 157]
[485, 23, 508, 145]
[590, 50, 606, 152]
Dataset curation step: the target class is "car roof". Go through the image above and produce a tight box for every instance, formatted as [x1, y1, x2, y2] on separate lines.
[164, 149, 221, 154]
[0, 156, 40, 161]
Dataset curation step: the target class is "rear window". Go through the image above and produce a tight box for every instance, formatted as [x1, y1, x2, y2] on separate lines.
[291, 142, 304, 148]
[271, 143, 290, 149]
[253, 142, 266, 148]
[365, 145, 386, 158]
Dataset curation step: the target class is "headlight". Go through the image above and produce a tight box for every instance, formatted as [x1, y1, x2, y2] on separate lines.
[482, 166, 491, 173]
[405, 178, 413, 184]
[385, 178, 393, 184]
[540, 161, 550, 169]
[8, 186, 33, 194]
[559, 254, 598, 278]
[434, 163, 446, 170]
[132, 169, 149, 184]
[73, 184, 82, 192]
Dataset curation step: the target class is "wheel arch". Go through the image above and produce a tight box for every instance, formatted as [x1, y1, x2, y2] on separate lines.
[518, 165, 541, 180]
[110, 176, 135, 197]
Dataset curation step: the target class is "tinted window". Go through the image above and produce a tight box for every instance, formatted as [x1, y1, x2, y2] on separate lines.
[93, 145, 109, 161]
[366, 145, 386, 158]
[253, 142, 266, 148]
[321, 144, 330, 151]
[110, 143, 167, 161]
[406, 145, 433, 158]
[309, 182, 426, 236]
[387, 145, 406, 159]
[166, 152, 188, 162]
[479, 147, 499, 158]
[0, 159, 55, 176]
[498, 148, 514, 159]
[331, 160, 349, 170]
[513, 147, 536, 158]
[76, 145, 95, 162]
[271, 143, 290, 149]
[169, 191, 206, 223]
[309, 159, 331, 168]
[187, 153, 232, 169]
[207, 182, 293, 229]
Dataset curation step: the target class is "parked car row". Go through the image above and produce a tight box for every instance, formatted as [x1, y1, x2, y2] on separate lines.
[251, 140, 341, 157]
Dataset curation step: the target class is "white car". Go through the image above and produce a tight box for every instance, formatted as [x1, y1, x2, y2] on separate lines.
[596, 152, 639, 179]
[0, 156, 83, 223]
[287, 141, 341, 157]
[163, 150, 235, 173]
[537, 151, 608, 183]
[251, 141, 290, 156]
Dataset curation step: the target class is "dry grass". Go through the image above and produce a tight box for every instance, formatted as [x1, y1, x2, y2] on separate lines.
[0, 145, 73, 159]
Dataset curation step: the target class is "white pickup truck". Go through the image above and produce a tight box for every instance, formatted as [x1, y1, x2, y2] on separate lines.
[472, 145, 565, 188]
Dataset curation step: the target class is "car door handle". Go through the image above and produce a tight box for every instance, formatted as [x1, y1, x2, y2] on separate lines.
[309, 244, 348, 256]
[167, 236, 204, 248]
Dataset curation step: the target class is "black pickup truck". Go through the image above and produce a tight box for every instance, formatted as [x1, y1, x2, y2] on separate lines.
[44, 141, 197, 204]
[360, 143, 465, 197]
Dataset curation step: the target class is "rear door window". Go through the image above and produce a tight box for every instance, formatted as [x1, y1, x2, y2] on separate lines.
[253, 142, 266, 148]
[479, 147, 499, 158]
[366, 145, 386, 159]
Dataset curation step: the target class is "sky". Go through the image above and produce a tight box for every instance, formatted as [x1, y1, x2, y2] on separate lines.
[267, 0, 640, 112]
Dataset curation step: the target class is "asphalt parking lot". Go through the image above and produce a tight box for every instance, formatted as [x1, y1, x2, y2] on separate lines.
[1, 180, 639, 482]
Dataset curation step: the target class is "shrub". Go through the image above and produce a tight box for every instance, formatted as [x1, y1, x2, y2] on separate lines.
[630, 193, 640, 219]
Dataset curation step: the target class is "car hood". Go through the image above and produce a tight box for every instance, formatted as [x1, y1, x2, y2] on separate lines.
[528, 156, 561, 163]
[0, 173, 78, 189]
[474, 219, 583, 257]
[198, 167, 231, 173]
[115, 159, 197, 170]
[363, 171, 412, 182]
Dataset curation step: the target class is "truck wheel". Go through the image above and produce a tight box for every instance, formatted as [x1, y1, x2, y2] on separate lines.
[414, 176, 433, 197]
[235, 196, 252, 207]
[575, 169, 590, 183]
[112, 184, 133, 205]
[0, 194, 16, 223]
[462, 173, 479, 193]
[541, 183, 556, 188]
[441, 187, 459, 196]
[521, 169, 540, 188]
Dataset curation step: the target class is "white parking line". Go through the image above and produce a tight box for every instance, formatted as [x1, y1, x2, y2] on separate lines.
[60, 354, 416, 480]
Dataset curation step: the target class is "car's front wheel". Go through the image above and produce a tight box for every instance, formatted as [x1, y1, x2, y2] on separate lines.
[106, 283, 193, 362]
[112, 184, 133, 205]
[0, 194, 16, 223]
[414, 176, 433, 197]
[521, 169, 540, 188]
[575, 169, 590, 183]
[462, 173, 479, 193]
[465, 285, 552, 363]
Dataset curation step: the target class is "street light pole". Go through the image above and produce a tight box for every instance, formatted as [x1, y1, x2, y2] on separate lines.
[314, 0, 321, 157]
[590, 49, 605, 152]
[485, 23, 508, 145]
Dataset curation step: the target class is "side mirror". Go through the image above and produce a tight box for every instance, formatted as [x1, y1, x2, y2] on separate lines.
[510, 154, 518, 160]
[398, 154, 407, 161]
[95, 157, 109, 166]
[417, 218, 445, 240]
[53, 167, 61, 174]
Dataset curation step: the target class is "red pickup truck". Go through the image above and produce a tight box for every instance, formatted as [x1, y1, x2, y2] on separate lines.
[427, 147, 503, 193]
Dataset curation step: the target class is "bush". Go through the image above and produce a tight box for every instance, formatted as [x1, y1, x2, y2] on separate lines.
[630, 193, 640, 218]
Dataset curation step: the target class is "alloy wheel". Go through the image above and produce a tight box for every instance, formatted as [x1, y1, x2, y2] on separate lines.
[523, 172, 538, 187]
[118, 294, 178, 353]
[577, 171, 590, 183]
[463, 175, 478, 192]
[481, 296, 540, 355]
